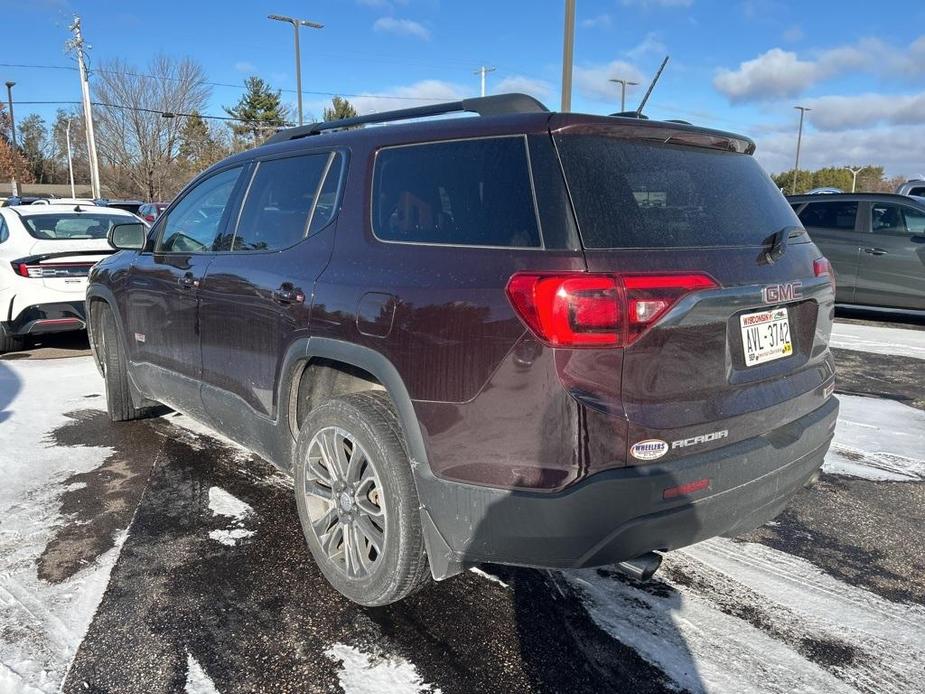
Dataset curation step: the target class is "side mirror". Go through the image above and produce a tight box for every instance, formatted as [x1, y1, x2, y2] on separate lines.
[109, 222, 147, 250]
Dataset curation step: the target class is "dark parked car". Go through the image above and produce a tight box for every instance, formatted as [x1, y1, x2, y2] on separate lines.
[790, 193, 925, 310]
[87, 94, 839, 605]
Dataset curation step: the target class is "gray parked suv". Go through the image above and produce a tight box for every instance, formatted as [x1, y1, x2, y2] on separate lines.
[790, 193, 925, 311]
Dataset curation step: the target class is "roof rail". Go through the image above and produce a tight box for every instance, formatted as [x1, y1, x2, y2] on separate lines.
[263, 92, 549, 145]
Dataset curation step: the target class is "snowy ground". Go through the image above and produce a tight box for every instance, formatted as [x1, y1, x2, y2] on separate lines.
[1, 314, 923, 694]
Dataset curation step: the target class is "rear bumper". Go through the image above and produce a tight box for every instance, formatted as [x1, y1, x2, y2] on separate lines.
[415, 396, 838, 577]
[3, 301, 87, 336]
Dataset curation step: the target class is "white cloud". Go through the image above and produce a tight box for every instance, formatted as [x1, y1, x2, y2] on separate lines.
[627, 32, 667, 60]
[805, 91, 925, 131]
[621, 0, 693, 7]
[493, 75, 554, 102]
[574, 60, 645, 103]
[234, 61, 257, 74]
[753, 125, 925, 178]
[580, 13, 611, 28]
[714, 36, 925, 102]
[347, 79, 466, 115]
[373, 17, 430, 41]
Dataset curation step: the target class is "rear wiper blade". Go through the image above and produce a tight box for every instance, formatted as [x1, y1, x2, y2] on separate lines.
[763, 226, 802, 264]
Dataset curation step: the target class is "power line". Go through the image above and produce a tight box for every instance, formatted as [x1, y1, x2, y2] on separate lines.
[0, 62, 449, 102]
[14, 100, 286, 124]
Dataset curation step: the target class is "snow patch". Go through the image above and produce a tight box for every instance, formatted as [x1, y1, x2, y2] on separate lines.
[468, 567, 510, 589]
[825, 394, 925, 481]
[184, 653, 220, 694]
[0, 358, 127, 693]
[207, 487, 252, 521]
[830, 322, 925, 360]
[565, 537, 925, 693]
[324, 643, 440, 694]
[208, 529, 256, 547]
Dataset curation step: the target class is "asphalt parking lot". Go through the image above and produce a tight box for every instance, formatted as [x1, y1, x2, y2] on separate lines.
[1, 311, 924, 694]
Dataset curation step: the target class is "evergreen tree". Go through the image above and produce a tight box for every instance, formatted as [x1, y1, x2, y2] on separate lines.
[224, 77, 290, 146]
[178, 111, 227, 175]
[323, 96, 359, 122]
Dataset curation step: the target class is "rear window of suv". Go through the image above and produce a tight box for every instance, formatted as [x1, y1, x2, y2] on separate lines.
[21, 213, 133, 240]
[372, 136, 541, 248]
[555, 136, 799, 249]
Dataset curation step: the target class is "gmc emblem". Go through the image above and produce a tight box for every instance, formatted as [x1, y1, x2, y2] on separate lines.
[763, 281, 803, 304]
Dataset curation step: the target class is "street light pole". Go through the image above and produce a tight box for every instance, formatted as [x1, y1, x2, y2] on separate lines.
[5, 81, 18, 196]
[792, 105, 811, 195]
[268, 14, 324, 126]
[560, 0, 575, 111]
[66, 118, 76, 198]
[608, 78, 639, 112]
[473, 65, 496, 98]
[846, 165, 865, 194]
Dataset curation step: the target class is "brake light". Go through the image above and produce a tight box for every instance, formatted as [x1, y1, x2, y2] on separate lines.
[506, 272, 719, 348]
[813, 257, 836, 292]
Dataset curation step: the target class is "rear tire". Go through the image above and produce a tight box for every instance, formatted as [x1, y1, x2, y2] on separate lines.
[0, 328, 24, 355]
[294, 391, 431, 606]
[99, 304, 150, 422]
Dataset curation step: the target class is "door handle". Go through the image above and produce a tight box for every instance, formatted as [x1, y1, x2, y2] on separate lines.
[272, 284, 305, 304]
[178, 273, 200, 289]
[863, 247, 888, 255]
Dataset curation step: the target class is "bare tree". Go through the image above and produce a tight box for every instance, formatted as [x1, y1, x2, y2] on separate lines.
[92, 55, 211, 199]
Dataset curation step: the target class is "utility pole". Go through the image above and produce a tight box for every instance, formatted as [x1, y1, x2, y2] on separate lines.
[560, 0, 575, 111]
[792, 106, 811, 195]
[268, 14, 324, 126]
[474, 65, 496, 98]
[846, 165, 865, 193]
[66, 118, 76, 198]
[608, 77, 639, 112]
[4, 81, 17, 196]
[67, 16, 101, 200]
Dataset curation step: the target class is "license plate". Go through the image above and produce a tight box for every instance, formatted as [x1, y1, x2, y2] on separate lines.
[740, 308, 792, 366]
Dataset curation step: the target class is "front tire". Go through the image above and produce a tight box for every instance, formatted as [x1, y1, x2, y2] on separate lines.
[0, 326, 24, 355]
[294, 391, 430, 605]
[99, 304, 150, 422]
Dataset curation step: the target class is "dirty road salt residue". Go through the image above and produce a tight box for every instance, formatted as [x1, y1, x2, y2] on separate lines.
[207, 487, 255, 547]
[184, 653, 221, 694]
[325, 643, 441, 694]
[824, 394, 925, 481]
[830, 322, 925, 361]
[0, 359, 121, 694]
[564, 537, 925, 694]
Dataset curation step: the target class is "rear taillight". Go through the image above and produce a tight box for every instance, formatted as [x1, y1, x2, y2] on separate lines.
[12, 262, 95, 278]
[506, 272, 719, 348]
[814, 257, 836, 292]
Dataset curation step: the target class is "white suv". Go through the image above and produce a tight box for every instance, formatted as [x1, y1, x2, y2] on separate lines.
[0, 203, 140, 353]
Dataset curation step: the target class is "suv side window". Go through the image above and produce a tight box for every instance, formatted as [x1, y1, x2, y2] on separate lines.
[0, 217, 8, 244]
[372, 136, 541, 248]
[872, 202, 925, 234]
[230, 153, 335, 251]
[156, 166, 243, 253]
[797, 201, 858, 231]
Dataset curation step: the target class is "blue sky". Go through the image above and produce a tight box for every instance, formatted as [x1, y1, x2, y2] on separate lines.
[3, 0, 924, 176]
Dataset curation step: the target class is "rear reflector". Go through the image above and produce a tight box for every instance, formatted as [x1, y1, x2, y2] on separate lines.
[663, 478, 711, 500]
[813, 256, 836, 292]
[506, 272, 719, 348]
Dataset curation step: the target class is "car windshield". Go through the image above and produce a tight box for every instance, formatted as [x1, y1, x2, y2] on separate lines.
[21, 212, 130, 240]
[555, 135, 800, 249]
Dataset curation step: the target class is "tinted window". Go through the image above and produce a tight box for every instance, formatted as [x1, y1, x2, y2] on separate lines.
[872, 203, 925, 234]
[909, 186, 925, 197]
[372, 137, 541, 247]
[157, 167, 242, 253]
[230, 153, 330, 251]
[798, 201, 858, 231]
[308, 153, 343, 235]
[21, 213, 134, 240]
[0, 218, 7, 244]
[556, 136, 799, 248]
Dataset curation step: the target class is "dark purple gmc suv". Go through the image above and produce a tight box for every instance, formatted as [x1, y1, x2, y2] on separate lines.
[87, 94, 839, 605]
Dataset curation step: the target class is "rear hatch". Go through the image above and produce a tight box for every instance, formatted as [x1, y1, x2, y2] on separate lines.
[551, 118, 836, 463]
